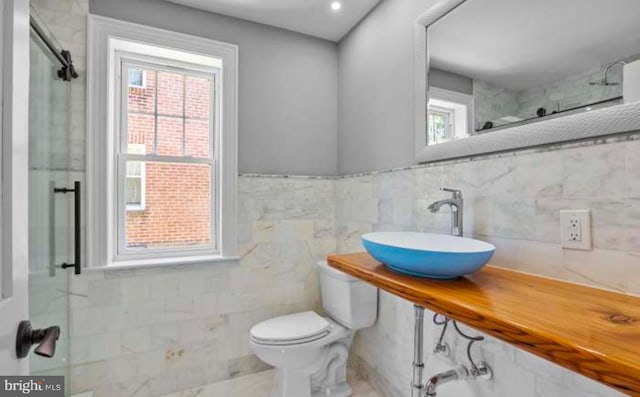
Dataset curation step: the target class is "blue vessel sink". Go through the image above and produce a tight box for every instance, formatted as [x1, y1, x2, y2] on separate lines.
[361, 232, 495, 279]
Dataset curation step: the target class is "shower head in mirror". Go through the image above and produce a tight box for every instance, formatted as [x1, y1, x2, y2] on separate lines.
[589, 60, 627, 86]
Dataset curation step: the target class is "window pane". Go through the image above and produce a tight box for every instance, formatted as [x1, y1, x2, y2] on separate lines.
[126, 161, 143, 177]
[185, 75, 211, 158]
[157, 71, 184, 117]
[125, 162, 211, 250]
[185, 119, 210, 158]
[127, 113, 155, 154]
[127, 143, 146, 157]
[127, 69, 156, 114]
[126, 177, 143, 207]
[428, 111, 449, 145]
[157, 115, 184, 156]
[185, 75, 210, 119]
[124, 63, 214, 158]
[128, 69, 145, 88]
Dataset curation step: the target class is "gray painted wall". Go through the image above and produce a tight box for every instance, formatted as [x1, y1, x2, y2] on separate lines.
[429, 68, 473, 95]
[338, 0, 437, 174]
[90, 0, 338, 176]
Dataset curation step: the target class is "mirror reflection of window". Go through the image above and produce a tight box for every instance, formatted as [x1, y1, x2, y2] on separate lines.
[427, 87, 472, 145]
[428, 109, 451, 145]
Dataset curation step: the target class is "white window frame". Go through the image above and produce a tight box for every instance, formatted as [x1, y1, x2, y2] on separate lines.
[87, 15, 238, 269]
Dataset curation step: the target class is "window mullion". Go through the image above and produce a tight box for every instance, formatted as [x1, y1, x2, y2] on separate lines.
[121, 153, 212, 164]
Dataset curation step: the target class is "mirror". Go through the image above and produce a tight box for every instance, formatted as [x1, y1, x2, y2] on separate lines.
[425, 0, 640, 146]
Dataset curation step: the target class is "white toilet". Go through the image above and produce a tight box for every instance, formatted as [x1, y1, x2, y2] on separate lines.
[249, 261, 378, 397]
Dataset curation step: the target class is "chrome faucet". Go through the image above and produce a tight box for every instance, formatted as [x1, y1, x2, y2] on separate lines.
[428, 188, 463, 237]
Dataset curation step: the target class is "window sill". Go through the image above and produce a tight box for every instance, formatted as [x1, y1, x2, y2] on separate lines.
[87, 255, 240, 272]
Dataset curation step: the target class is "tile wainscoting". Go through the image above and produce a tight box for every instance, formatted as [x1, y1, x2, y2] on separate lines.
[29, 176, 335, 397]
[336, 137, 640, 397]
[336, 137, 640, 295]
[32, 137, 640, 397]
[58, 177, 334, 396]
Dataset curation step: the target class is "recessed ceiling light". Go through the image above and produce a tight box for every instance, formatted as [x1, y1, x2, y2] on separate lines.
[331, 1, 342, 11]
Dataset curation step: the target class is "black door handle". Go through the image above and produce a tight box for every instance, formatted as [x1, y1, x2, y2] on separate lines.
[16, 320, 60, 358]
[54, 181, 81, 275]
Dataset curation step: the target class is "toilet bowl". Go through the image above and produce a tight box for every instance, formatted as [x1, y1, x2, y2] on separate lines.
[249, 261, 378, 397]
[250, 312, 353, 397]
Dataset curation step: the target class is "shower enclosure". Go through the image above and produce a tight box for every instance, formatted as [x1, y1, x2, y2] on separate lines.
[28, 7, 80, 394]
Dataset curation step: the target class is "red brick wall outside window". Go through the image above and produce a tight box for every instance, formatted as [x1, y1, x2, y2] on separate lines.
[125, 68, 213, 249]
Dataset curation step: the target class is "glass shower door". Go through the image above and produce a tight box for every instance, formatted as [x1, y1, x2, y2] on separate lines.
[28, 21, 73, 392]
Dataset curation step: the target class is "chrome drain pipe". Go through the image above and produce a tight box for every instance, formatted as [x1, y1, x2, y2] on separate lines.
[411, 305, 425, 397]
[425, 366, 468, 396]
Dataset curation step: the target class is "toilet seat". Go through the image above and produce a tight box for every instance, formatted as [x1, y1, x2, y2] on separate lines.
[250, 311, 331, 346]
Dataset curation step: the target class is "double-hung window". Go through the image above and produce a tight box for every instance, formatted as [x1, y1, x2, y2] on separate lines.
[118, 59, 217, 256]
[88, 16, 238, 268]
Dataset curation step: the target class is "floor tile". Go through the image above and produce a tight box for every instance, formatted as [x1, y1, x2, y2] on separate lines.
[158, 369, 383, 397]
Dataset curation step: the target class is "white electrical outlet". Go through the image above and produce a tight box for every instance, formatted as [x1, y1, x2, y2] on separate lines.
[560, 210, 592, 250]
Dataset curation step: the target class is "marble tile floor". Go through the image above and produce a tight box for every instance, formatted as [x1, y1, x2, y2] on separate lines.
[158, 369, 383, 397]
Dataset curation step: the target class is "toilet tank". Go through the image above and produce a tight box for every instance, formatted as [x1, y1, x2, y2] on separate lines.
[317, 261, 378, 329]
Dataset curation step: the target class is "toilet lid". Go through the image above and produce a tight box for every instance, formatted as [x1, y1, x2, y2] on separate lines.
[250, 311, 330, 343]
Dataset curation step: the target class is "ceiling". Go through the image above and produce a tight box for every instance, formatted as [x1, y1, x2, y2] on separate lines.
[429, 0, 640, 91]
[166, 0, 381, 42]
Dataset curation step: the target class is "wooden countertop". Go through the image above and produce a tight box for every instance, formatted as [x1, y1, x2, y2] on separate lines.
[327, 252, 640, 396]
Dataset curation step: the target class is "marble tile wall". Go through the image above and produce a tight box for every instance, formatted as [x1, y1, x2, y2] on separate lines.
[472, 63, 626, 131]
[57, 176, 334, 396]
[516, 66, 622, 119]
[472, 80, 519, 131]
[336, 137, 640, 397]
[35, 138, 638, 397]
[351, 304, 624, 397]
[337, 138, 640, 295]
